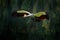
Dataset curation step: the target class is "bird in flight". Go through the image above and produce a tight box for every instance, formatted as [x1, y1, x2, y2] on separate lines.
[12, 10, 49, 21]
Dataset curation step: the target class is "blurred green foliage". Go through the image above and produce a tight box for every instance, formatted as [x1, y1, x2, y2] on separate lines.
[0, 0, 60, 40]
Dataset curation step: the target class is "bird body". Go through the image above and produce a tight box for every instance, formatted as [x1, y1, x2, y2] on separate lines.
[12, 10, 49, 21]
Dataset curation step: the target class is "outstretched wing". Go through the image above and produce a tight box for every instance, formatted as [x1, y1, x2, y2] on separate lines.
[34, 12, 49, 21]
[12, 10, 30, 17]
[34, 12, 46, 17]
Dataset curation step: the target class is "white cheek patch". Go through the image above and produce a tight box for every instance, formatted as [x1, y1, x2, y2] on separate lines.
[24, 14, 27, 17]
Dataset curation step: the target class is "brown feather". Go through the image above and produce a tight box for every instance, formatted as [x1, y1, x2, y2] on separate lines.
[35, 15, 48, 21]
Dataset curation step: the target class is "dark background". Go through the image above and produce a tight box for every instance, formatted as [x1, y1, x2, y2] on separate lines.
[0, 0, 60, 40]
